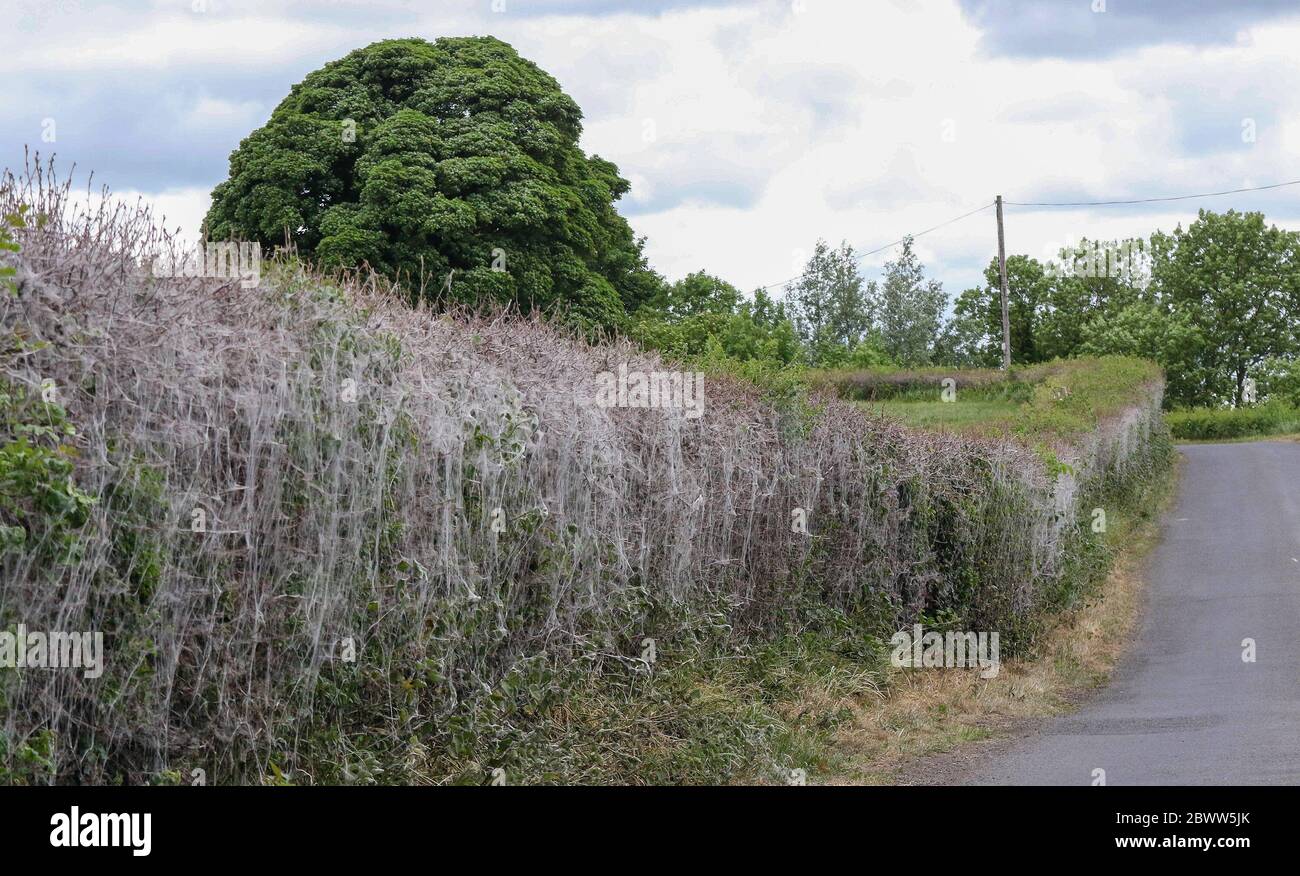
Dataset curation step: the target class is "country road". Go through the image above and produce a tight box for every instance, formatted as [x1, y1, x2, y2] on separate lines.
[970, 440, 1300, 785]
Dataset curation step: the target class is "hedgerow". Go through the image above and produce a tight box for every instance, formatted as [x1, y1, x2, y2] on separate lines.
[1165, 401, 1300, 441]
[0, 164, 1168, 784]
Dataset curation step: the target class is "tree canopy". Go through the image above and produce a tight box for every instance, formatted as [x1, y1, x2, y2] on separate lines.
[786, 239, 881, 367]
[628, 272, 800, 366]
[203, 36, 659, 330]
[1150, 210, 1300, 405]
[945, 212, 1300, 407]
[877, 237, 948, 367]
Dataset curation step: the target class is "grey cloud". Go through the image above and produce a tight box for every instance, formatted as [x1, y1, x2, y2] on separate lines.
[1, 64, 317, 192]
[620, 136, 775, 214]
[958, 0, 1300, 59]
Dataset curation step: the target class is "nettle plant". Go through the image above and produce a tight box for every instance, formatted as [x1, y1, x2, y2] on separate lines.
[0, 206, 95, 560]
[1, 217, 18, 293]
[0, 373, 95, 558]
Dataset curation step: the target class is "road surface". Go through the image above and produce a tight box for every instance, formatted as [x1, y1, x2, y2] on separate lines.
[971, 440, 1300, 785]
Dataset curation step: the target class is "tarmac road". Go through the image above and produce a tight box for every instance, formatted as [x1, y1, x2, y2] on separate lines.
[970, 441, 1300, 785]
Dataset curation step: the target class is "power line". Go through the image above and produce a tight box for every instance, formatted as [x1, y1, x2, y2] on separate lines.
[759, 200, 995, 291]
[758, 175, 1299, 293]
[1005, 177, 1300, 208]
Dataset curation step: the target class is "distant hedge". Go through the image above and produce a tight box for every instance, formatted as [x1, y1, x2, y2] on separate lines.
[1166, 401, 1300, 441]
[808, 365, 1019, 401]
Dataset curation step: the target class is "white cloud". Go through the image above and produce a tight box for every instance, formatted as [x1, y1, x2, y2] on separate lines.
[128, 186, 214, 241]
[0, 12, 349, 73]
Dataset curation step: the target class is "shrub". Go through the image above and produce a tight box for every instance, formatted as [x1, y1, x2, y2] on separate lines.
[1257, 357, 1300, 407]
[1165, 401, 1300, 441]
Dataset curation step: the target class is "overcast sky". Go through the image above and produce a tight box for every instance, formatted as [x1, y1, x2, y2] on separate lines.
[6, 0, 1300, 297]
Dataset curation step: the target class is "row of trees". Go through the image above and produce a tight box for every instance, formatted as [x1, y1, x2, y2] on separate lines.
[784, 238, 947, 369]
[622, 234, 951, 374]
[949, 210, 1300, 407]
[629, 207, 1300, 410]
[627, 237, 949, 372]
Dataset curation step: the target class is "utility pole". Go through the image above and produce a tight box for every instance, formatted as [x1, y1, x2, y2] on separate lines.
[995, 195, 1011, 370]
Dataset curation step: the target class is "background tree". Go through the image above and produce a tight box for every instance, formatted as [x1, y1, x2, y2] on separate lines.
[642, 270, 740, 319]
[877, 236, 947, 367]
[934, 304, 996, 368]
[1256, 356, 1300, 406]
[628, 272, 801, 365]
[952, 254, 1051, 366]
[1076, 302, 1209, 405]
[1150, 210, 1300, 406]
[203, 37, 659, 331]
[785, 239, 876, 366]
[1036, 237, 1150, 361]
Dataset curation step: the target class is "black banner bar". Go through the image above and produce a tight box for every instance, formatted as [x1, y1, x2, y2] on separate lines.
[0, 785, 1285, 861]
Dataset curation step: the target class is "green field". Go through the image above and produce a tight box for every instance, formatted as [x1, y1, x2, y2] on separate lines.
[821, 357, 1164, 445]
[860, 398, 1022, 433]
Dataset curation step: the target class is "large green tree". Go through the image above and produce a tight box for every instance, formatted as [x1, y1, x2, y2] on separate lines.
[203, 37, 659, 330]
[1036, 238, 1150, 361]
[1150, 210, 1300, 406]
[1075, 302, 1209, 405]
